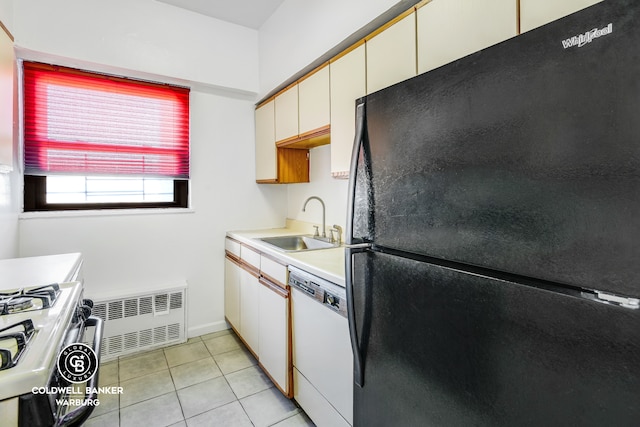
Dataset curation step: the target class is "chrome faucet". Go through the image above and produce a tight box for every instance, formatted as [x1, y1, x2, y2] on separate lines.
[302, 196, 326, 238]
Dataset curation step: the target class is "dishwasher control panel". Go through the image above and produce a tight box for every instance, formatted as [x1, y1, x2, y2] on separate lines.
[288, 266, 347, 318]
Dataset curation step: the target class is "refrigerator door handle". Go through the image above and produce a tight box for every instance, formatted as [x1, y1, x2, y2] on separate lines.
[346, 246, 366, 387]
[346, 101, 367, 246]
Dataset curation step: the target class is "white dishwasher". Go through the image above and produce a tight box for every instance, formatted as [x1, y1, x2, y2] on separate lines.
[289, 265, 353, 427]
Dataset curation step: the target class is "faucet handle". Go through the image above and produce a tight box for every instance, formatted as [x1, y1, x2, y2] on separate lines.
[331, 225, 343, 245]
[329, 229, 336, 243]
[312, 225, 320, 237]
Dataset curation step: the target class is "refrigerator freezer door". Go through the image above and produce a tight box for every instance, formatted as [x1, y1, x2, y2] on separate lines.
[349, 249, 640, 427]
[360, 0, 640, 296]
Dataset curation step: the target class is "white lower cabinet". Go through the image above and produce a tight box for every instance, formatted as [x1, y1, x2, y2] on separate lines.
[224, 256, 241, 331]
[239, 267, 260, 356]
[224, 238, 291, 396]
[258, 277, 290, 395]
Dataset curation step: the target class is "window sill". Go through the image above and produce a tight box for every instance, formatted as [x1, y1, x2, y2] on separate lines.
[19, 207, 195, 220]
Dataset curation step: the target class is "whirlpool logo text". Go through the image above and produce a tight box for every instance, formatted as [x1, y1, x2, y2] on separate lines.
[562, 23, 613, 49]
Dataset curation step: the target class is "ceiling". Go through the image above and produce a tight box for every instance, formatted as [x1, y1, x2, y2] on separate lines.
[156, 0, 286, 29]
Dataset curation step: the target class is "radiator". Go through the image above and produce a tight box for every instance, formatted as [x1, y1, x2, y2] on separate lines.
[91, 283, 187, 361]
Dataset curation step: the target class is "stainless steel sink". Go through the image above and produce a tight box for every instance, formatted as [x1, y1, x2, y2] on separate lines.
[258, 235, 338, 252]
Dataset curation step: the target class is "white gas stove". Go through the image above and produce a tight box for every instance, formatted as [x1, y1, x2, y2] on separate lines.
[0, 254, 103, 427]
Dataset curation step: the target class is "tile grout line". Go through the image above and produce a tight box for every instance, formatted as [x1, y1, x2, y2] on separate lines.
[162, 347, 188, 426]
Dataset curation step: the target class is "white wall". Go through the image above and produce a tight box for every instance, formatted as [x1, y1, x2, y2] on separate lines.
[259, 0, 402, 98]
[13, 0, 259, 94]
[287, 146, 349, 236]
[0, 1, 12, 32]
[11, 0, 289, 336]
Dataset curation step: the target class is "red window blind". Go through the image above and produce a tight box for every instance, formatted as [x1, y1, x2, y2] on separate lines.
[23, 62, 190, 179]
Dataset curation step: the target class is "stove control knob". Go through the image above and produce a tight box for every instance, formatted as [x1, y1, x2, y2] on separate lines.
[77, 305, 92, 320]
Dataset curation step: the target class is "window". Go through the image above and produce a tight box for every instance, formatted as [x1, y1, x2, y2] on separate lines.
[22, 61, 190, 211]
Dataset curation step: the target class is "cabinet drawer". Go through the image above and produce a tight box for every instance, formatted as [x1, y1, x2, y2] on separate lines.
[260, 255, 287, 287]
[241, 245, 261, 271]
[225, 237, 241, 258]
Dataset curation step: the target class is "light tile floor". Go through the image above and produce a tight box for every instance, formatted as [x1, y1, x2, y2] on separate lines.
[85, 329, 315, 427]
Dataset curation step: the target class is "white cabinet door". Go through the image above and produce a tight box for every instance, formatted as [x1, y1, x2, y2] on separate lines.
[239, 268, 260, 356]
[258, 279, 289, 395]
[366, 12, 417, 94]
[275, 84, 299, 142]
[255, 100, 276, 182]
[417, 0, 517, 74]
[298, 65, 330, 136]
[330, 44, 366, 178]
[520, 0, 603, 33]
[224, 256, 241, 331]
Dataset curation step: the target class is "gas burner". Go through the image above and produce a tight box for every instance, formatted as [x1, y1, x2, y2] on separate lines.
[0, 284, 60, 315]
[0, 297, 34, 313]
[0, 319, 35, 370]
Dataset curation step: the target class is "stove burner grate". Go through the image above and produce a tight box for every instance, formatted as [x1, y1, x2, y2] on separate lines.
[0, 319, 35, 370]
[0, 283, 60, 315]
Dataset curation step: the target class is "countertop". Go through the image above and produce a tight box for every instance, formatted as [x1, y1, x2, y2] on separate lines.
[0, 252, 83, 290]
[226, 227, 345, 287]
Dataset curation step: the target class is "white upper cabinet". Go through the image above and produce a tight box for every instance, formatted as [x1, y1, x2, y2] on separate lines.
[366, 12, 417, 94]
[298, 65, 330, 136]
[417, 0, 517, 74]
[275, 84, 299, 142]
[330, 44, 366, 178]
[520, 0, 603, 33]
[255, 100, 277, 182]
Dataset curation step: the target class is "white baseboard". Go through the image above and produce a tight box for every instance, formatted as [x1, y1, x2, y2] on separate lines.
[188, 320, 229, 338]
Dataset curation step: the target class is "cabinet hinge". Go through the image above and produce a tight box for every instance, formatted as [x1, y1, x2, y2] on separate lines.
[594, 291, 640, 309]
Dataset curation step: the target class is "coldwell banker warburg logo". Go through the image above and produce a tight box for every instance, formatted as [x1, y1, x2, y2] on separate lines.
[31, 343, 123, 407]
[562, 23, 613, 49]
[57, 343, 98, 383]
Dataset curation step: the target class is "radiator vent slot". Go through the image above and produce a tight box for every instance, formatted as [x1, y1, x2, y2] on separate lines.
[124, 299, 138, 317]
[108, 301, 123, 320]
[140, 297, 152, 315]
[154, 294, 168, 314]
[170, 293, 183, 310]
[92, 284, 187, 361]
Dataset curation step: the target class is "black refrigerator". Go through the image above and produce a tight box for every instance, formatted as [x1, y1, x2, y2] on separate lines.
[345, 1, 640, 426]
